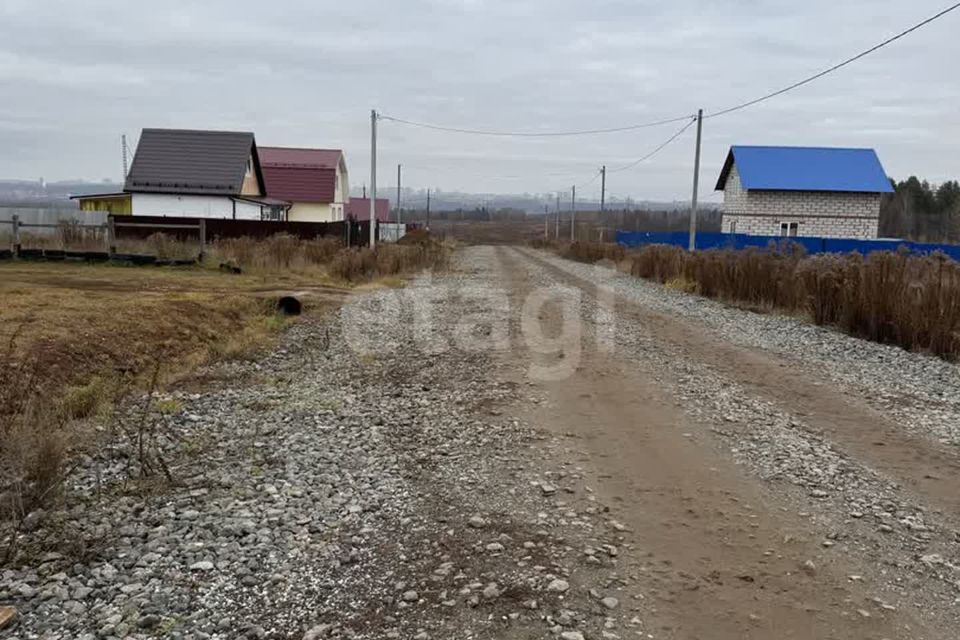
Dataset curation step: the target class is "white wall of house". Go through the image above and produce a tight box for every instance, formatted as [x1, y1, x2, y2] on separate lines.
[287, 202, 341, 222]
[131, 193, 262, 220]
[721, 165, 881, 239]
[335, 158, 350, 212]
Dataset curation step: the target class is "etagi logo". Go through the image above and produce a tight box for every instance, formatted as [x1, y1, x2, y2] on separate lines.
[340, 262, 616, 382]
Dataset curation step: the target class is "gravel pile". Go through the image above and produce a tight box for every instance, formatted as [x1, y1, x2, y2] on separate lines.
[519, 248, 960, 627]
[532, 250, 960, 448]
[2, 247, 639, 640]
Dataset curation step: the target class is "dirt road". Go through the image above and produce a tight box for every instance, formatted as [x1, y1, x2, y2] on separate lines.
[495, 246, 960, 639]
[9, 245, 960, 639]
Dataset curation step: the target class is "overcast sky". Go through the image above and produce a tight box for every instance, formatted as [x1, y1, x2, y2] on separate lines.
[1, 0, 958, 202]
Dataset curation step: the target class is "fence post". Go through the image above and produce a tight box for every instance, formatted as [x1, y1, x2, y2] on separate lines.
[198, 219, 206, 262]
[107, 216, 116, 258]
[11, 214, 20, 258]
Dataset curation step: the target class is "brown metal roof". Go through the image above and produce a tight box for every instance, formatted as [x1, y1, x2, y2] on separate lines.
[124, 128, 262, 196]
[258, 146, 342, 169]
[261, 165, 336, 203]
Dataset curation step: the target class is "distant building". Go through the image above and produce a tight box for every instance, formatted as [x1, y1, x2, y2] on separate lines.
[346, 197, 391, 222]
[259, 147, 350, 222]
[73, 128, 288, 220]
[715, 146, 893, 239]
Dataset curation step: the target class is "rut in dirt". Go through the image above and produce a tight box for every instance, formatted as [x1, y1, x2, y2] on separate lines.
[492, 245, 960, 639]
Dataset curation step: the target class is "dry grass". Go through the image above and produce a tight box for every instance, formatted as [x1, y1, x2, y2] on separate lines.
[567, 241, 960, 361]
[0, 331, 69, 539]
[6, 228, 450, 284]
[0, 230, 449, 534]
[121, 233, 199, 261]
[559, 240, 626, 264]
[208, 231, 449, 283]
[210, 235, 342, 273]
[328, 235, 450, 283]
[0, 261, 318, 535]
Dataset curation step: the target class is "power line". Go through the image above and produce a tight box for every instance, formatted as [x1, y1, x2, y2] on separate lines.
[607, 117, 698, 173]
[378, 113, 696, 138]
[381, 3, 959, 138]
[706, 1, 960, 119]
[579, 169, 603, 188]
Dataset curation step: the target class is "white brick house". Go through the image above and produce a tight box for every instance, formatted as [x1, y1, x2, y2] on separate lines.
[715, 146, 893, 239]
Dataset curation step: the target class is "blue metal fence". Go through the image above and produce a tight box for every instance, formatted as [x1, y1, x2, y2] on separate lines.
[615, 230, 960, 261]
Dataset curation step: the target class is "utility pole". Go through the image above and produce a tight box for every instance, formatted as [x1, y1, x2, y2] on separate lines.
[600, 165, 606, 213]
[121, 134, 129, 180]
[370, 109, 378, 249]
[570, 185, 576, 241]
[396, 164, 402, 225]
[688, 109, 703, 251]
[555, 192, 560, 239]
[425, 188, 431, 229]
[544, 204, 549, 240]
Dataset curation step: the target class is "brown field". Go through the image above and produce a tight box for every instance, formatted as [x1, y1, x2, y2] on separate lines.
[0, 261, 341, 524]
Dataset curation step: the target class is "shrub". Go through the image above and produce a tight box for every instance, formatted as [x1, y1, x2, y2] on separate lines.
[560, 241, 625, 264]
[566, 241, 960, 361]
[60, 377, 109, 420]
[0, 338, 69, 538]
[261, 233, 301, 269]
[328, 240, 449, 283]
[209, 234, 348, 273]
[302, 237, 342, 264]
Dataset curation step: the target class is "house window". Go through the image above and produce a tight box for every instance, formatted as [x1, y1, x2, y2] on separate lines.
[245, 158, 253, 176]
[780, 222, 799, 237]
[729, 220, 737, 234]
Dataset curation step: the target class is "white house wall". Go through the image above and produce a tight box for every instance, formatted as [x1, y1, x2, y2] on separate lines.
[287, 202, 337, 222]
[335, 157, 350, 212]
[721, 165, 881, 239]
[131, 193, 262, 220]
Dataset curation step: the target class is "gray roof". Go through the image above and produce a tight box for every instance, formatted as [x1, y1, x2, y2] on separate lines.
[124, 128, 260, 196]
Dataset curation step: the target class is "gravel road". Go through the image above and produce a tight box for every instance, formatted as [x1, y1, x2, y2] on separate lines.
[3, 245, 960, 640]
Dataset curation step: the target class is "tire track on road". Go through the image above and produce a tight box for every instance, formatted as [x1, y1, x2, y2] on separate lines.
[492, 246, 949, 640]
[517, 246, 960, 523]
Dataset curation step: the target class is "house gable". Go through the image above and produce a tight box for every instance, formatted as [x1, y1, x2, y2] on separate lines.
[258, 146, 344, 204]
[241, 151, 264, 197]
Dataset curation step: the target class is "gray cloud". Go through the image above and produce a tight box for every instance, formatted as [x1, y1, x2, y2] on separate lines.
[1, 0, 957, 200]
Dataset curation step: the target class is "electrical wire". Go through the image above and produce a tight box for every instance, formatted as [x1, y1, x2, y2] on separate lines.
[375, 3, 960, 205]
[607, 117, 698, 173]
[377, 113, 696, 138]
[706, 1, 960, 119]
[380, 3, 960, 135]
[580, 169, 604, 188]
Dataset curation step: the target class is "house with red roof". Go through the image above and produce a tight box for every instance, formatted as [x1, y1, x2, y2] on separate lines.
[259, 147, 350, 222]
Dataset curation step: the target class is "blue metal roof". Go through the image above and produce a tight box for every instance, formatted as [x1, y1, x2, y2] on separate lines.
[715, 146, 893, 193]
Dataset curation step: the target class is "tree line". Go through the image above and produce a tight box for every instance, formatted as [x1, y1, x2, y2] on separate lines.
[880, 177, 960, 242]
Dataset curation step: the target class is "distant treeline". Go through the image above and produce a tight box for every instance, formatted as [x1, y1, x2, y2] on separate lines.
[880, 177, 960, 242]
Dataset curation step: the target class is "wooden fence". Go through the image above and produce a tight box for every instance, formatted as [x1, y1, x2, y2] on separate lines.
[1, 215, 373, 262]
[110, 215, 370, 247]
